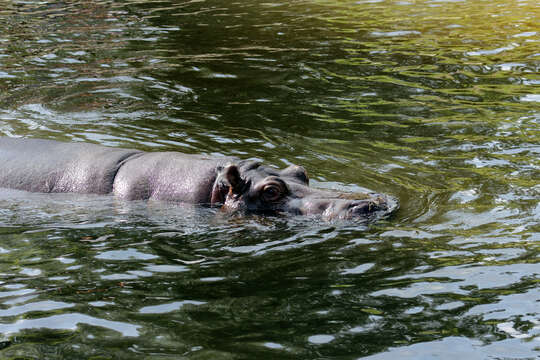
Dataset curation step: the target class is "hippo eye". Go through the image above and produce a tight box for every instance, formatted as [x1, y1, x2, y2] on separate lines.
[262, 184, 282, 202]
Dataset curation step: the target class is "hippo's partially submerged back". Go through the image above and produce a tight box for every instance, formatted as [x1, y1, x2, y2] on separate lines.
[0, 137, 398, 221]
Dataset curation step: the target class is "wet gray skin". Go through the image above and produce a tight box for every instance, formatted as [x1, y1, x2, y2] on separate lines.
[0, 137, 398, 221]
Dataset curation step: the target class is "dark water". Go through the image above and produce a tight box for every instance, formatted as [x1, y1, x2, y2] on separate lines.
[0, 0, 539, 358]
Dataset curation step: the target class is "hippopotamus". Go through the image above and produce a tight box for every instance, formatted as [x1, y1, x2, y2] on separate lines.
[0, 137, 398, 221]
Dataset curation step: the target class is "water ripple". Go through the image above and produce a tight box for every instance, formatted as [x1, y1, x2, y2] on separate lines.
[0, 313, 141, 337]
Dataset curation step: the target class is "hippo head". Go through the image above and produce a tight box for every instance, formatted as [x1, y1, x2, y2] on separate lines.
[210, 161, 398, 221]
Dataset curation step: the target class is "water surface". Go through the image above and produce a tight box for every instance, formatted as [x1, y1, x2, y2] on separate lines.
[0, 0, 538, 358]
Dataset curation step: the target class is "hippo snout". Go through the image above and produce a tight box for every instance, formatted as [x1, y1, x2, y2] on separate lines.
[345, 197, 391, 218]
[322, 199, 384, 220]
[292, 194, 397, 221]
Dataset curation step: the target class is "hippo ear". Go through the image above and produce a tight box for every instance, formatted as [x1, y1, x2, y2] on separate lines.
[281, 165, 309, 185]
[211, 164, 244, 205]
[224, 164, 245, 194]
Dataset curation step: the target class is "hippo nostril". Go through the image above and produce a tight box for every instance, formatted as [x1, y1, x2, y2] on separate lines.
[348, 200, 387, 216]
[349, 201, 371, 215]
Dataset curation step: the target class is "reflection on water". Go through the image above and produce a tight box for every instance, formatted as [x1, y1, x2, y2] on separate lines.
[0, 0, 539, 358]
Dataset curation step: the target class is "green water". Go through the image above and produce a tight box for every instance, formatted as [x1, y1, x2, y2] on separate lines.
[0, 0, 538, 358]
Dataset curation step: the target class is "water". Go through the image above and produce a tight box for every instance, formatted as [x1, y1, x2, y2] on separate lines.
[0, 0, 538, 358]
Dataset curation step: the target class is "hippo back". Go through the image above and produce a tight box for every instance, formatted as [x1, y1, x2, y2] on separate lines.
[0, 137, 141, 194]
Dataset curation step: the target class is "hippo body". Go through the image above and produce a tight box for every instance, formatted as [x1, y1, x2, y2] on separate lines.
[0, 137, 398, 221]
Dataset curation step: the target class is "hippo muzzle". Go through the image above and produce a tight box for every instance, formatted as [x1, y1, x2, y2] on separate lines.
[297, 196, 395, 220]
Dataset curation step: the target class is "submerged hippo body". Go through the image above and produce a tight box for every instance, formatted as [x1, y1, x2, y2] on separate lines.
[0, 137, 398, 221]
